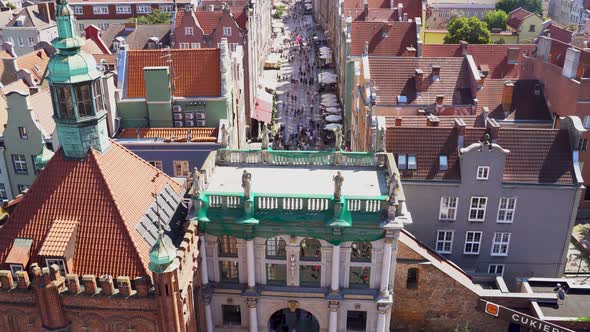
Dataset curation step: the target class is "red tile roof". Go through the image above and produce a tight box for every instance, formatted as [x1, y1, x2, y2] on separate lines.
[118, 127, 218, 142]
[369, 57, 473, 105]
[195, 11, 224, 34]
[0, 141, 184, 278]
[387, 126, 575, 184]
[421, 44, 535, 79]
[351, 21, 417, 56]
[37, 219, 78, 257]
[546, 23, 573, 44]
[476, 79, 551, 121]
[126, 49, 221, 98]
[507, 7, 533, 30]
[345, 0, 393, 8]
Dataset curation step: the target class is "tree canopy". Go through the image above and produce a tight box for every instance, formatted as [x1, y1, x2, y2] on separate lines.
[444, 17, 491, 44]
[483, 10, 508, 30]
[131, 9, 172, 25]
[495, 0, 542, 15]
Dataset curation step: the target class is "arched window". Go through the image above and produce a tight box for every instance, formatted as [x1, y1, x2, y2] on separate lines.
[218, 235, 238, 257]
[406, 268, 419, 289]
[350, 242, 372, 262]
[265, 237, 286, 259]
[300, 238, 322, 261]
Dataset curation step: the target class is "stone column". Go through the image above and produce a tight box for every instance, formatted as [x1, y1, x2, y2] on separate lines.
[328, 300, 339, 332]
[380, 238, 393, 296]
[376, 302, 391, 332]
[200, 236, 209, 285]
[330, 244, 340, 292]
[247, 297, 258, 332]
[204, 294, 214, 332]
[247, 239, 256, 289]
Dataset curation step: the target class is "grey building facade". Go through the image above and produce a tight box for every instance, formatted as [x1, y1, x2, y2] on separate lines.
[387, 117, 584, 289]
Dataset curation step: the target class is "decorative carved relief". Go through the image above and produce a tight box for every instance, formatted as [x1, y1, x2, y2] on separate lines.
[287, 300, 300, 312]
[289, 253, 296, 286]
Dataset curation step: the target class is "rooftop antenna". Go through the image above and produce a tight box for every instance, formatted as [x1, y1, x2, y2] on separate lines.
[161, 47, 177, 96]
[151, 174, 163, 235]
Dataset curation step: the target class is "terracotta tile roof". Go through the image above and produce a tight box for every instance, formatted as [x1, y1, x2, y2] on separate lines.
[345, 0, 392, 8]
[92, 53, 116, 66]
[387, 126, 575, 184]
[37, 219, 78, 257]
[195, 11, 224, 34]
[422, 44, 535, 79]
[546, 23, 573, 44]
[369, 56, 473, 105]
[476, 79, 551, 121]
[100, 24, 172, 50]
[29, 88, 55, 137]
[125, 48, 221, 98]
[7, 4, 54, 27]
[385, 115, 482, 127]
[16, 49, 51, 83]
[118, 127, 218, 142]
[5, 238, 32, 266]
[507, 7, 532, 30]
[174, 9, 186, 29]
[344, 0, 421, 20]
[81, 39, 104, 55]
[351, 21, 417, 56]
[0, 141, 184, 277]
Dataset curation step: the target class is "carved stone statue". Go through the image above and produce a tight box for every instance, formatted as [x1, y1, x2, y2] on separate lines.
[387, 173, 399, 203]
[376, 127, 385, 152]
[261, 123, 270, 150]
[242, 170, 252, 199]
[333, 171, 344, 201]
[192, 167, 201, 196]
[334, 127, 343, 151]
[220, 124, 229, 147]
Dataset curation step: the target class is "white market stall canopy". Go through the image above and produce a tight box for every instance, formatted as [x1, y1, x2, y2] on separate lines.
[324, 123, 343, 130]
[324, 107, 342, 113]
[319, 71, 337, 84]
[325, 114, 343, 122]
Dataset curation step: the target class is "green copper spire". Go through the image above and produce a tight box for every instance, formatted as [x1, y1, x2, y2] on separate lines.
[34, 143, 55, 171]
[48, 0, 110, 159]
[149, 229, 179, 273]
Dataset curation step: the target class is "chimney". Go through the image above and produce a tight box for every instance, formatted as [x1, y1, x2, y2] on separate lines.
[454, 118, 466, 148]
[37, 2, 50, 23]
[48, 1, 56, 20]
[15, 270, 30, 289]
[395, 117, 402, 126]
[501, 81, 514, 114]
[507, 47, 519, 65]
[405, 46, 416, 57]
[481, 106, 489, 125]
[65, 274, 81, 294]
[486, 118, 500, 142]
[397, 3, 403, 21]
[0, 270, 14, 290]
[472, 98, 479, 115]
[117, 276, 132, 296]
[82, 274, 97, 294]
[99, 275, 115, 295]
[427, 114, 440, 126]
[208, 4, 215, 11]
[460, 40, 468, 56]
[432, 65, 440, 81]
[435, 94, 444, 108]
[363, 0, 368, 19]
[414, 68, 424, 92]
[562, 47, 581, 79]
[390, 0, 395, 8]
[536, 36, 552, 62]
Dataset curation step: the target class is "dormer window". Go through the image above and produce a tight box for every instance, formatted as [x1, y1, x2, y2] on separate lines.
[45, 258, 67, 276]
[439, 155, 448, 170]
[407, 155, 417, 170]
[397, 154, 407, 169]
[397, 95, 407, 105]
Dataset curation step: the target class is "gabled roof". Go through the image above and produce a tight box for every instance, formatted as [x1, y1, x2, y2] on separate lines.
[476, 79, 551, 121]
[125, 48, 221, 98]
[195, 11, 224, 34]
[6, 4, 54, 27]
[506, 7, 533, 30]
[546, 23, 573, 44]
[100, 24, 171, 50]
[350, 21, 417, 56]
[16, 48, 50, 83]
[369, 56, 473, 105]
[422, 44, 535, 79]
[386, 126, 575, 184]
[0, 141, 185, 277]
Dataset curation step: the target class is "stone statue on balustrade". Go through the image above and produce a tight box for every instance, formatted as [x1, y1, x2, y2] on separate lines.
[220, 124, 229, 148]
[242, 170, 252, 199]
[192, 167, 202, 196]
[261, 123, 270, 150]
[333, 171, 344, 201]
[387, 173, 399, 205]
[333, 127, 343, 151]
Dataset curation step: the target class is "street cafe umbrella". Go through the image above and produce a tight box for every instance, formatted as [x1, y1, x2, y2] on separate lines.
[321, 94, 337, 101]
[325, 114, 343, 122]
[325, 107, 342, 113]
[324, 123, 343, 130]
[321, 101, 339, 107]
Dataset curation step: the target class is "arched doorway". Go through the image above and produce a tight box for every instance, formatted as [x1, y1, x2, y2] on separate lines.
[268, 308, 319, 332]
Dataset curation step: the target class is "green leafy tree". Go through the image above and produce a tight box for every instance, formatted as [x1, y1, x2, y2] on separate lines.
[444, 17, 491, 44]
[494, 37, 507, 44]
[6, 2, 16, 10]
[131, 9, 172, 25]
[483, 10, 508, 30]
[495, 0, 542, 15]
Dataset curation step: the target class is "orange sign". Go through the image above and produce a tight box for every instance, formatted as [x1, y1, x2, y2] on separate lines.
[485, 302, 499, 317]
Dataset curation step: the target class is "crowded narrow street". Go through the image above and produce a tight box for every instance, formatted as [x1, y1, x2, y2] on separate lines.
[264, 0, 339, 150]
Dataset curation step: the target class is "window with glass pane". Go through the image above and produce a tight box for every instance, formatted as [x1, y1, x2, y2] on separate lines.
[92, 79, 104, 111]
[299, 265, 321, 286]
[497, 197, 517, 223]
[218, 235, 238, 257]
[54, 86, 75, 119]
[351, 242, 372, 262]
[221, 305, 241, 325]
[219, 261, 239, 282]
[46, 258, 67, 276]
[266, 237, 286, 259]
[349, 266, 370, 288]
[300, 238, 321, 261]
[75, 84, 93, 117]
[266, 264, 286, 285]
[346, 311, 367, 331]
[406, 268, 418, 289]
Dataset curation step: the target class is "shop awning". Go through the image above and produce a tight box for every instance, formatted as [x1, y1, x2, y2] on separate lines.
[252, 89, 273, 123]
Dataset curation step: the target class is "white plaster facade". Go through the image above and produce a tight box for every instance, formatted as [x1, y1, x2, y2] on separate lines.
[549, 0, 589, 26]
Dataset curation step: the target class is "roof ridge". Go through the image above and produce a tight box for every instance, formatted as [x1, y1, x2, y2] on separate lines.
[88, 147, 151, 276]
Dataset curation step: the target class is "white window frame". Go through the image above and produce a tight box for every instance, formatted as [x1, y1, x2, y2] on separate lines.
[497, 197, 517, 223]
[173, 160, 190, 177]
[191, 42, 201, 48]
[185, 27, 194, 35]
[18, 36, 24, 47]
[491, 232, 511, 256]
[98, 23, 109, 31]
[464, 231, 482, 255]
[148, 160, 162, 170]
[223, 26, 232, 36]
[137, 5, 152, 14]
[74, 6, 83, 15]
[435, 230, 454, 254]
[93, 5, 109, 15]
[439, 154, 448, 170]
[439, 197, 458, 221]
[159, 4, 173, 12]
[27, 37, 34, 47]
[476, 166, 490, 180]
[0, 183, 7, 200]
[12, 154, 27, 174]
[18, 126, 28, 139]
[468, 197, 487, 222]
[116, 5, 131, 14]
[79, 23, 85, 31]
[407, 154, 417, 170]
[45, 258, 67, 276]
[583, 115, 590, 129]
[230, 43, 239, 52]
[488, 264, 504, 276]
[9, 264, 23, 277]
[397, 154, 407, 169]
[179, 43, 189, 49]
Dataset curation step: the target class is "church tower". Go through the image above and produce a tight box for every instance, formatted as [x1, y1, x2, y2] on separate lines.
[47, 0, 110, 159]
